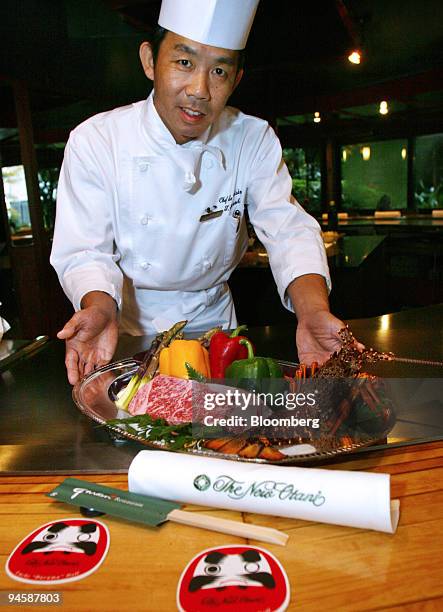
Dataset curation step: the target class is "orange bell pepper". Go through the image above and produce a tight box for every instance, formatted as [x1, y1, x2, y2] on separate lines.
[159, 339, 211, 379]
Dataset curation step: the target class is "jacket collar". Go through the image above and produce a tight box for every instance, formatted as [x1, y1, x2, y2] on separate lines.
[139, 91, 224, 191]
[141, 90, 212, 150]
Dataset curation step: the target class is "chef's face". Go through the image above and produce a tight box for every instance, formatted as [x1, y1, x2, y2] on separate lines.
[139, 32, 243, 144]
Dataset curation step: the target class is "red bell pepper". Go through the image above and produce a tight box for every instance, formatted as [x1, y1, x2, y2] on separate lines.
[209, 325, 252, 378]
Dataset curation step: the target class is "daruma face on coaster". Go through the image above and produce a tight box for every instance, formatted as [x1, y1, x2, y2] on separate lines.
[6, 518, 110, 584]
[177, 545, 290, 612]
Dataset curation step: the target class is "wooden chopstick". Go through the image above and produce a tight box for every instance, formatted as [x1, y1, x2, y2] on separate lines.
[167, 509, 289, 546]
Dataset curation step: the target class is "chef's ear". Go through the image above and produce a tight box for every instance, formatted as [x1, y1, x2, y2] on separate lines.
[232, 68, 244, 92]
[139, 42, 155, 81]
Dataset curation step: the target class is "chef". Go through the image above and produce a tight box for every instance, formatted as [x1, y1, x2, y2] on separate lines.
[51, 0, 356, 384]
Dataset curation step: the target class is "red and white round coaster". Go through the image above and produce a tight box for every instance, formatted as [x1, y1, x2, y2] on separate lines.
[5, 518, 110, 584]
[177, 545, 290, 612]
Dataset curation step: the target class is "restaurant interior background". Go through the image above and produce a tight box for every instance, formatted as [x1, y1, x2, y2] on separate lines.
[0, 0, 442, 339]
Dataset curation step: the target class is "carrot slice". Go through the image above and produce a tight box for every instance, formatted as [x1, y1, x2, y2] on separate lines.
[238, 443, 263, 458]
[204, 438, 232, 451]
[258, 446, 286, 461]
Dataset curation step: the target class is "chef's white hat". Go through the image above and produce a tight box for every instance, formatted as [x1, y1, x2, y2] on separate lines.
[158, 0, 259, 50]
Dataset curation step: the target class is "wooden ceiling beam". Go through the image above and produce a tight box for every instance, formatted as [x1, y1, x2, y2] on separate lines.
[278, 109, 443, 146]
[269, 67, 443, 117]
[334, 0, 361, 48]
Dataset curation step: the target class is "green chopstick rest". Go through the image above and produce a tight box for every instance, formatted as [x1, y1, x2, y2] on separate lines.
[46, 478, 181, 527]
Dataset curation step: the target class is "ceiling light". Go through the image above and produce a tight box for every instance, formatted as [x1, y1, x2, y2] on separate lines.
[401, 147, 407, 160]
[342, 149, 348, 161]
[361, 146, 371, 161]
[348, 50, 361, 64]
[379, 100, 389, 115]
[313, 111, 321, 123]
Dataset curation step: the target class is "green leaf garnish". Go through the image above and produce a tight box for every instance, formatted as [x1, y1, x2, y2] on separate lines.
[185, 362, 207, 382]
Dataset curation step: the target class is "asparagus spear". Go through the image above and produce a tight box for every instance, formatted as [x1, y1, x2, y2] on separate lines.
[115, 320, 188, 410]
[115, 333, 163, 408]
[197, 326, 222, 348]
[134, 333, 163, 377]
[132, 333, 164, 367]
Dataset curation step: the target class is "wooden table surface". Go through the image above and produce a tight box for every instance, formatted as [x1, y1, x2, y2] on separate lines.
[1, 441, 442, 611]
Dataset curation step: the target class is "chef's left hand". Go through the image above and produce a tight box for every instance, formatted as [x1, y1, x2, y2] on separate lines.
[296, 310, 363, 365]
[287, 274, 364, 365]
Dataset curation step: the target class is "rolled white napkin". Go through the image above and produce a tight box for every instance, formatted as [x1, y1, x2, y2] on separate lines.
[128, 451, 400, 534]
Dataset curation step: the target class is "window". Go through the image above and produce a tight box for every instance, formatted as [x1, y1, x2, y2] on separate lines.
[1, 165, 31, 235]
[35, 142, 64, 233]
[283, 147, 322, 213]
[1, 164, 60, 234]
[341, 139, 408, 211]
[414, 133, 443, 210]
[38, 167, 59, 231]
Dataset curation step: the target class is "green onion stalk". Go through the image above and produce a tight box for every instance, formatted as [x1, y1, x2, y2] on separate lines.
[115, 320, 188, 411]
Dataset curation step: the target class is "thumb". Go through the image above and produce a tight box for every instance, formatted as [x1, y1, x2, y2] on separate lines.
[57, 313, 83, 340]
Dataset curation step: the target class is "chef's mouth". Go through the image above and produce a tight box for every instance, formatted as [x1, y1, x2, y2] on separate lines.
[179, 107, 207, 122]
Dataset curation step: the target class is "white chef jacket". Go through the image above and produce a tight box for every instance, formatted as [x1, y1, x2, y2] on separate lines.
[50, 92, 330, 335]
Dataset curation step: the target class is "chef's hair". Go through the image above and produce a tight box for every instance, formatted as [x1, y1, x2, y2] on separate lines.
[150, 26, 245, 72]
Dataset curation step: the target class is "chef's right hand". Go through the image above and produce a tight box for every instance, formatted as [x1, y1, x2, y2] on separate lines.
[57, 291, 119, 385]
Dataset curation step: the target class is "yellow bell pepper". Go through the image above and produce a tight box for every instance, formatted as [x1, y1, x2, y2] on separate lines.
[159, 339, 211, 379]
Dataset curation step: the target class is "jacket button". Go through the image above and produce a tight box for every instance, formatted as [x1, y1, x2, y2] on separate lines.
[140, 215, 149, 225]
[202, 259, 212, 271]
[139, 163, 149, 172]
[140, 261, 150, 270]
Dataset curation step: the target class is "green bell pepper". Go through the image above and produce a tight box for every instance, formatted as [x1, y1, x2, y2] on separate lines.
[225, 339, 283, 393]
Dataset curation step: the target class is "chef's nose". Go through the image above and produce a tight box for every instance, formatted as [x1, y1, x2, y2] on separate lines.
[186, 69, 210, 100]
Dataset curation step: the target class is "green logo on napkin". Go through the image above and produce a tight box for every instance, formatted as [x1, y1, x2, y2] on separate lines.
[193, 474, 326, 507]
[193, 474, 211, 491]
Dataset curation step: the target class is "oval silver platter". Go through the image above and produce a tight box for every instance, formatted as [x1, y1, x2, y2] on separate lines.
[72, 358, 396, 465]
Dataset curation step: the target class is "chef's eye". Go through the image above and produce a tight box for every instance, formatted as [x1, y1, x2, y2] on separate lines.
[214, 67, 226, 77]
[43, 533, 57, 541]
[205, 564, 221, 575]
[77, 533, 91, 542]
[178, 59, 192, 68]
[244, 562, 260, 573]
